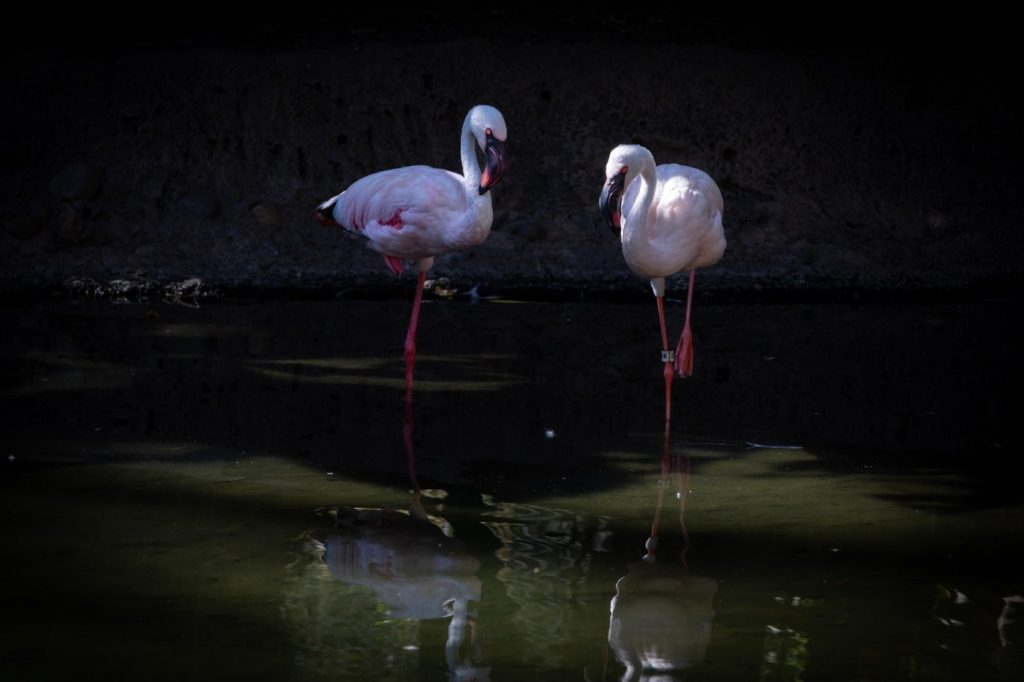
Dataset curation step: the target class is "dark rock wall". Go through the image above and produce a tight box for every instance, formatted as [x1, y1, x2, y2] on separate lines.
[2, 12, 1020, 298]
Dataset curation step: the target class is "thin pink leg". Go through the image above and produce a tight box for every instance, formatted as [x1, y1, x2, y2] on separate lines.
[656, 296, 674, 427]
[674, 270, 696, 378]
[404, 271, 427, 392]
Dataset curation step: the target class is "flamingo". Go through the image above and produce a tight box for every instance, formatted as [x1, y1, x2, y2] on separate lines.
[316, 104, 508, 392]
[598, 144, 725, 421]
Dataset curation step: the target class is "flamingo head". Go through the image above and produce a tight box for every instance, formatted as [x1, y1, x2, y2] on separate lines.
[599, 165, 627, 236]
[468, 105, 508, 194]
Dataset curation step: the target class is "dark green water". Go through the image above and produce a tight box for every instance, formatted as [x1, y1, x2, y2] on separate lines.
[1, 296, 1021, 681]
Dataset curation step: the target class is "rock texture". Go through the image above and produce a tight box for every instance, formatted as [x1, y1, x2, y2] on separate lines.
[1, 10, 1020, 300]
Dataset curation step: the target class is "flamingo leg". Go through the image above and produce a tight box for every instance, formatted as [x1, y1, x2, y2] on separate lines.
[404, 271, 427, 392]
[656, 295, 674, 426]
[674, 270, 697, 378]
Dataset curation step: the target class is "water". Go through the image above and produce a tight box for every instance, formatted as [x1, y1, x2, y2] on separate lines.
[1, 296, 1021, 681]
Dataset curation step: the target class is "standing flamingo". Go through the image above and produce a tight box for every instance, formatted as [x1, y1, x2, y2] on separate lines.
[598, 144, 725, 421]
[317, 104, 508, 392]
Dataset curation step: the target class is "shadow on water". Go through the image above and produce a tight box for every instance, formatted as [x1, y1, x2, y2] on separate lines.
[1, 296, 1023, 680]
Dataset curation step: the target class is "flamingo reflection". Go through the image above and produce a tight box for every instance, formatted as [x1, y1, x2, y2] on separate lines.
[605, 434, 718, 681]
[315, 388, 489, 680]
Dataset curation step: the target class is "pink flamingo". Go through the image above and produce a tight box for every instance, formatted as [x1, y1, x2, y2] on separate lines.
[317, 104, 508, 391]
[599, 144, 725, 422]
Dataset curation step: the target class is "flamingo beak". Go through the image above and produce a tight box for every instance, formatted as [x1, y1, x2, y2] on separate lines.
[478, 132, 507, 194]
[316, 198, 338, 226]
[599, 170, 625, 235]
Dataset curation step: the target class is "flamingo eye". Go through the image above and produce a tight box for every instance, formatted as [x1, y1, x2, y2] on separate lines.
[619, 166, 628, 174]
[485, 127, 493, 136]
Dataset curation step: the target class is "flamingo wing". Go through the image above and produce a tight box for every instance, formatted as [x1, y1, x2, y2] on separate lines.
[646, 165, 726, 273]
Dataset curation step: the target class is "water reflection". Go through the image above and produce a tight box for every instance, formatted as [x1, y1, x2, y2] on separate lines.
[297, 389, 489, 680]
[4, 301, 1021, 680]
[999, 595, 1024, 650]
[605, 433, 718, 681]
[481, 493, 604, 670]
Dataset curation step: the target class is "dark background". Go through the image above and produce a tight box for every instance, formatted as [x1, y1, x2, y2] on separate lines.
[2, 6, 1020, 300]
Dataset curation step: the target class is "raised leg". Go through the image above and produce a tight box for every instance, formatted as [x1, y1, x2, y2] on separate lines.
[674, 270, 697, 378]
[656, 295, 674, 426]
[404, 271, 428, 392]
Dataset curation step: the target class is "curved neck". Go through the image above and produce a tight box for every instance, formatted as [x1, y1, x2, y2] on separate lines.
[460, 116, 482, 192]
[623, 162, 656, 242]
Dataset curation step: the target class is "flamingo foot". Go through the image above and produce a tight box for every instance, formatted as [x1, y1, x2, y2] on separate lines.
[675, 324, 694, 378]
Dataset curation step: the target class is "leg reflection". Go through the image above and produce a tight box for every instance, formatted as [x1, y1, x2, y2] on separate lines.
[608, 426, 717, 680]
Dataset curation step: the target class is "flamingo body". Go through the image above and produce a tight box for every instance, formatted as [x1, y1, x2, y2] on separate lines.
[317, 104, 507, 274]
[602, 145, 725, 297]
[325, 166, 493, 271]
[620, 164, 725, 293]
